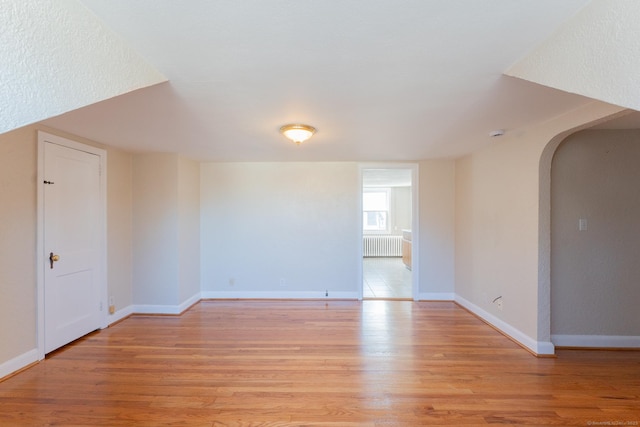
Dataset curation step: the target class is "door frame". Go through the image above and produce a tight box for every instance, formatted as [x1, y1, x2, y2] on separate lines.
[36, 131, 108, 360]
[358, 163, 419, 300]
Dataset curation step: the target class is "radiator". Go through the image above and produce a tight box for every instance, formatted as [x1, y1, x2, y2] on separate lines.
[363, 235, 402, 257]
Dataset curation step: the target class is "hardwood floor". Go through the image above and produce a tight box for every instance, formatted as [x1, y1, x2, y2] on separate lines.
[1, 300, 638, 426]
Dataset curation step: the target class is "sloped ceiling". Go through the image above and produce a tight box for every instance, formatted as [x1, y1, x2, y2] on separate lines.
[28, 0, 624, 161]
[0, 0, 166, 134]
[508, 0, 640, 113]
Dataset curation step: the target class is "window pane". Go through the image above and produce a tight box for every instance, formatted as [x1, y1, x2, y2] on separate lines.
[363, 211, 387, 230]
[363, 191, 388, 211]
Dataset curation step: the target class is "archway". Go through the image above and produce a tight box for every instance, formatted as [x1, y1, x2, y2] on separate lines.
[537, 110, 634, 351]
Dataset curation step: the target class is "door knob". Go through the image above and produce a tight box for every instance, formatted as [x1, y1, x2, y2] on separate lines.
[49, 252, 60, 269]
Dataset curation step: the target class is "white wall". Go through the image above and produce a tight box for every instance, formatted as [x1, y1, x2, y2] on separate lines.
[178, 157, 200, 304]
[106, 148, 133, 316]
[455, 140, 540, 336]
[132, 153, 179, 307]
[551, 129, 640, 346]
[455, 101, 626, 354]
[132, 153, 201, 311]
[201, 161, 457, 301]
[200, 162, 360, 298]
[418, 160, 455, 299]
[391, 186, 411, 235]
[0, 126, 37, 371]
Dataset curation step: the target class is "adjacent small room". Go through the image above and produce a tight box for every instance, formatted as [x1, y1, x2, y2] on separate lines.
[362, 168, 413, 299]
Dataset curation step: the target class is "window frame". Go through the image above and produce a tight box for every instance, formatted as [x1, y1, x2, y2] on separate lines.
[362, 187, 391, 234]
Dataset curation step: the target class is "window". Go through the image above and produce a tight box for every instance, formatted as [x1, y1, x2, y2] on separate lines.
[363, 189, 390, 232]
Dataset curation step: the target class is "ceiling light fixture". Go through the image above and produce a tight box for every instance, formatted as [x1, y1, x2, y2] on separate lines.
[280, 124, 316, 145]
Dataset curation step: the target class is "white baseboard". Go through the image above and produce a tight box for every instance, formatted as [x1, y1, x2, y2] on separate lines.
[201, 290, 359, 300]
[131, 304, 182, 315]
[552, 334, 640, 348]
[179, 292, 202, 312]
[128, 290, 359, 315]
[0, 349, 38, 379]
[455, 295, 555, 356]
[418, 292, 455, 301]
[132, 292, 202, 315]
[108, 304, 134, 325]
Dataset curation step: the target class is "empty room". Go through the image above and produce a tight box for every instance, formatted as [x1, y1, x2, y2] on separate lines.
[1, 1, 639, 425]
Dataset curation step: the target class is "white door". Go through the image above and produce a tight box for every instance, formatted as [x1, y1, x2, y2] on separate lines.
[43, 141, 102, 353]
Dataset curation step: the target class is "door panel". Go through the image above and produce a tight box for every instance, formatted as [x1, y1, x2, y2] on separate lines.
[44, 142, 101, 353]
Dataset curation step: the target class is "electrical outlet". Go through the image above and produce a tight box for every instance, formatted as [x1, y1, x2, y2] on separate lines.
[497, 298, 503, 310]
[108, 296, 115, 314]
[229, 278, 235, 286]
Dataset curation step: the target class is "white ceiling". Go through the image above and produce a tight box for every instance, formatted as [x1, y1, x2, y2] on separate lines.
[42, 0, 599, 162]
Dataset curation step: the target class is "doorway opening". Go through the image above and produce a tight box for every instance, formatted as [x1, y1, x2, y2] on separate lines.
[361, 167, 415, 300]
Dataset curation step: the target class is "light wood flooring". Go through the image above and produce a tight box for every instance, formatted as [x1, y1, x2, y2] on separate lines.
[1, 300, 639, 426]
